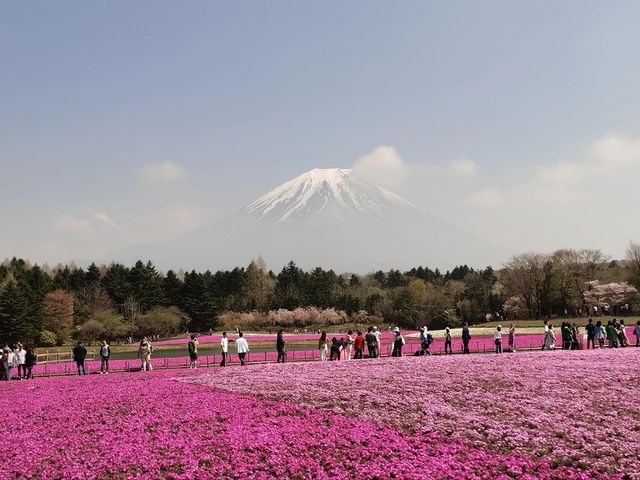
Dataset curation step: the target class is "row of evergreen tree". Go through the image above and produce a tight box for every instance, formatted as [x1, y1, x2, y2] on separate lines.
[0, 257, 494, 346]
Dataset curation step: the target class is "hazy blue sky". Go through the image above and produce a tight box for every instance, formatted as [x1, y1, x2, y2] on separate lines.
[2, 1, 640, 266]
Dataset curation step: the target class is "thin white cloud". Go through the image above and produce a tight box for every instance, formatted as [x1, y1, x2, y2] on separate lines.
[465, 187, 504, 208]
[53, 214, 94, 237]
[137, 161, 188, 183]
[449, 158, 478, 176]
[88, 208, 117, 226]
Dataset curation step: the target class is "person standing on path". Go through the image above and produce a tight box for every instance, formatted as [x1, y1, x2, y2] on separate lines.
[541, 320, 549, 350]
[1, 347, 10, 381]
[373, 326, 382, 356]
[353, 331, 364, 359]
[634, 321, 640, 347]
[318, 331, 329, 361]
[365, 327, 378, 359]
[73, 341, 87, 375]
[329, 337, 342, 361]
[188, 334, 199, 369]
[100, 340, 111, 374]
[594, 320, 605, 348]
[24, 347, 37, 379]
[138, 337, 154, 371]
[462, 323, 471, 354]
[13, 343, 26, 379]
[606, 321, 619, 348]
[508, 324, 517, 353]
[618, 320, 629, 347]
[276, 330, 286, 363]
[494, 326, 503, 354]
[586, 319, 596, 349]
[420, 327, 433, 356]
[236, 332, 249, 366]
[344, 331, 354, 360]
[220, 332, 229, 366]
[444, 327, 452, 355]
[391, 328, 405, 357]
[544, 325, 556, 350]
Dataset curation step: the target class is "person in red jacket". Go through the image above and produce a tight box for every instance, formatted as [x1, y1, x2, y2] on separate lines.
[353, 331, 365, 359]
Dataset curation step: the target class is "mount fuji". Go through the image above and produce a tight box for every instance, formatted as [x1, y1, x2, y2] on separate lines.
[111, 168, 504, 272]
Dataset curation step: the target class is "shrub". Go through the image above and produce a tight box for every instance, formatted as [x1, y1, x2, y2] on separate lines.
[38, 330, 57, 347]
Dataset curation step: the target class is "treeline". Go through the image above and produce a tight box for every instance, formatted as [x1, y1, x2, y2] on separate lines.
[1, 244, 640, 346]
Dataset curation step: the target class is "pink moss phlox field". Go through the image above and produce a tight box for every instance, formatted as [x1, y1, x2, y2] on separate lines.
[187, 348, 640, 478]
[0, 369, 582, 480]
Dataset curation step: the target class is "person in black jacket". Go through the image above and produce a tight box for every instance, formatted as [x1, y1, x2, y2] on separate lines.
[24, 347, 37, 379]
[73, 341, 88, 376]
[462, 323, 471, 354]
[276, 329, 286, 363]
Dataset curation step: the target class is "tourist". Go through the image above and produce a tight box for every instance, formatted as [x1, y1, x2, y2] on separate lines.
[365, 327, 378, 359]
[276, 329, 286, 363]
[494, 325, 503, 354]
[543, 325, 555, 350]
[462, 323, 471, 354]
[570, 323, 580, 350]
[73, 341, 87, 375]
[188, 334, 199, 369]
[100, 340, 111, 374]
[561, 323, 572, 350]
[508, 324, 516, 353]
[236, 331, 249, 366]
[606, 321, 619, 348]
[1, 347, 10, 380]
[586, 319, 596, 349]
[618, 320, 629, 347]
[391, 328, 405, 357]
[24, 347, 37, 379]
[220, 332, 228, 366]
[318, 331, 329, 361]
[635, 321, 640, 347]
[343, 331, 354, 360]
[14, 343, 26, 379]
[444, 327, 452, 355]
[329, 337, 341, 361]
[595, 320, 605, 348]
[420, 327, 433, 356]
[541, 319, 549, 350]
[373, 326, 381, 355]
[138, 337, 154, 371]
[353, 331, 364, 359]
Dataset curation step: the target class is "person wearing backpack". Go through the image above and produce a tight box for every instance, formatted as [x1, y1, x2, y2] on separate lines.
[100, 340, 111, 374]
[420, 327, 433, 356]
[188, 334, 199, 369]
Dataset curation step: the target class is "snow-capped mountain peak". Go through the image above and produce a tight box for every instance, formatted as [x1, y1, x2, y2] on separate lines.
[240, 168, 414, 222]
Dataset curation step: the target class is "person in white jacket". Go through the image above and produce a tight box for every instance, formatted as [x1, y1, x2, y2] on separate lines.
[13, 343, 27, 380]
[220, 332, 229, 367]
[235, 332, 249, 366]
